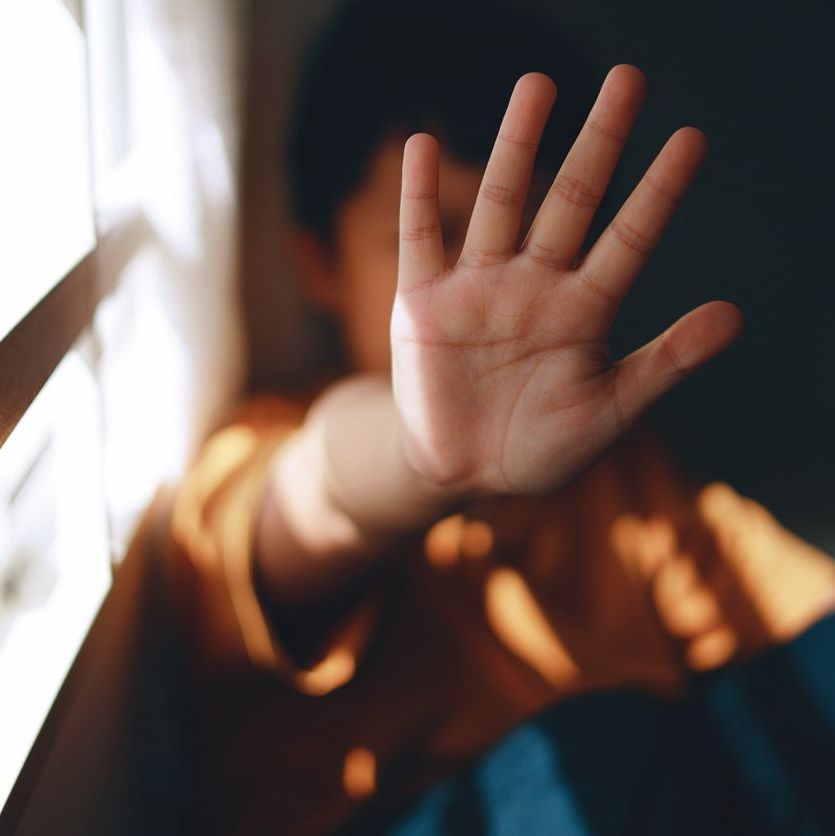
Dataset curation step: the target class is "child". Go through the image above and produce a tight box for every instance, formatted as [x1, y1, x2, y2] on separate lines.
[170, 1, 835, 833]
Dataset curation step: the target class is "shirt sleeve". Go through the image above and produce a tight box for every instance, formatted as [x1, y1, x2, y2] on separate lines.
[170, 395, 383, 695]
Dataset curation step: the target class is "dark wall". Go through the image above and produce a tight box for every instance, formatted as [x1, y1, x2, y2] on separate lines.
[241, 0, 835, 539]
[524, 0, 834, 534]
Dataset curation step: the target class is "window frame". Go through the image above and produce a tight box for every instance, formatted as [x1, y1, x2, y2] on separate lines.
[0, 206, 147, 453]
[0, 0, 152, 819]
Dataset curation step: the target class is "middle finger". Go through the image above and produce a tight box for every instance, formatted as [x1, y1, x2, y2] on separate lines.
[523, 64, 647, 270]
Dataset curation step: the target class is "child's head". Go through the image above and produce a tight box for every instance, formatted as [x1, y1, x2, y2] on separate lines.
[286, 0, 597, 373]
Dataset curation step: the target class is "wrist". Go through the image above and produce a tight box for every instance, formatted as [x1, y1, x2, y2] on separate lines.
[311, 373, 470, 535]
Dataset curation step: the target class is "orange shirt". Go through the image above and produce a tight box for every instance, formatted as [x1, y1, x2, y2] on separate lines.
[169, 393, 694, 835]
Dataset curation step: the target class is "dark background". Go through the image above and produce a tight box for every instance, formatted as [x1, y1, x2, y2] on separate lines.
[240, 0, 835, 544]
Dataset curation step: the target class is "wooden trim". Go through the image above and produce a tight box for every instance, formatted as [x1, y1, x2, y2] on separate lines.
[0, 253, 98, 450]
[0, 209, 150, 450]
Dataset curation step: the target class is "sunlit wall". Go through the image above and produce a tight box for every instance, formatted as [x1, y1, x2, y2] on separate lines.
[95, 0, 245, 551]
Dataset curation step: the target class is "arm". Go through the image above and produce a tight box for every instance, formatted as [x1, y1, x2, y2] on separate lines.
[254, 374, 468, 605]
[256, 65, 743, 606]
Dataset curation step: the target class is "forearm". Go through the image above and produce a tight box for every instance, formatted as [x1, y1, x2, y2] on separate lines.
[254, 374, 468, 605]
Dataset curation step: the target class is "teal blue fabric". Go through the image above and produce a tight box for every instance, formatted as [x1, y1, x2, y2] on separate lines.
[385, 614, 835, 835]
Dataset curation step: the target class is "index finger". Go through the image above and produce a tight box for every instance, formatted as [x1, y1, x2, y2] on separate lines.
[398, 132, 446, 290]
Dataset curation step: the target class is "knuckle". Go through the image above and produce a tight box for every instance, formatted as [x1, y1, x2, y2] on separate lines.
[577, 263, 618, 305]
[401, 223, 441, 243]
[498, 131, 539, 152]
[610, 216, 655, 256]
[551, 174, 603, 209]
[644, 172, 681, 202]
[586, 117, 628, 145]
[660, 329, 688, 377]
[402, 188, 437, 201]
[457, 247, 510, 269]
[525, 239, 573, 271]
[480, 180, 524, 208]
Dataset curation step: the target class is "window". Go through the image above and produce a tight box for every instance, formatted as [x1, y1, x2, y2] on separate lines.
[0, 0, 121, 810]
[0, 0, 243, 816]
[0, 347, 110, 804]
[0, 0, 95, 341]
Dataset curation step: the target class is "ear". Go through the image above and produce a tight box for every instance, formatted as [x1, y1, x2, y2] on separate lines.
[288, 227, 344, 314]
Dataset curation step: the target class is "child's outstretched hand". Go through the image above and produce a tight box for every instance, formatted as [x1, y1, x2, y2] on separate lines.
[391, 65, 742, 495]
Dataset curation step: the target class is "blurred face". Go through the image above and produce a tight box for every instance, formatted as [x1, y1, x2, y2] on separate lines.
[295, 133, 481, 373]
[296, 133, 546, 373]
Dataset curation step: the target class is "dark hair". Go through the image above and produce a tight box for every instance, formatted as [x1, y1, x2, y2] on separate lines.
[286, 0, 599, 247]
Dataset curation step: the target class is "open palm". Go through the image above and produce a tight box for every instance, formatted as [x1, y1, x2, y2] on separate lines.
[391, 65, 742, 495]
